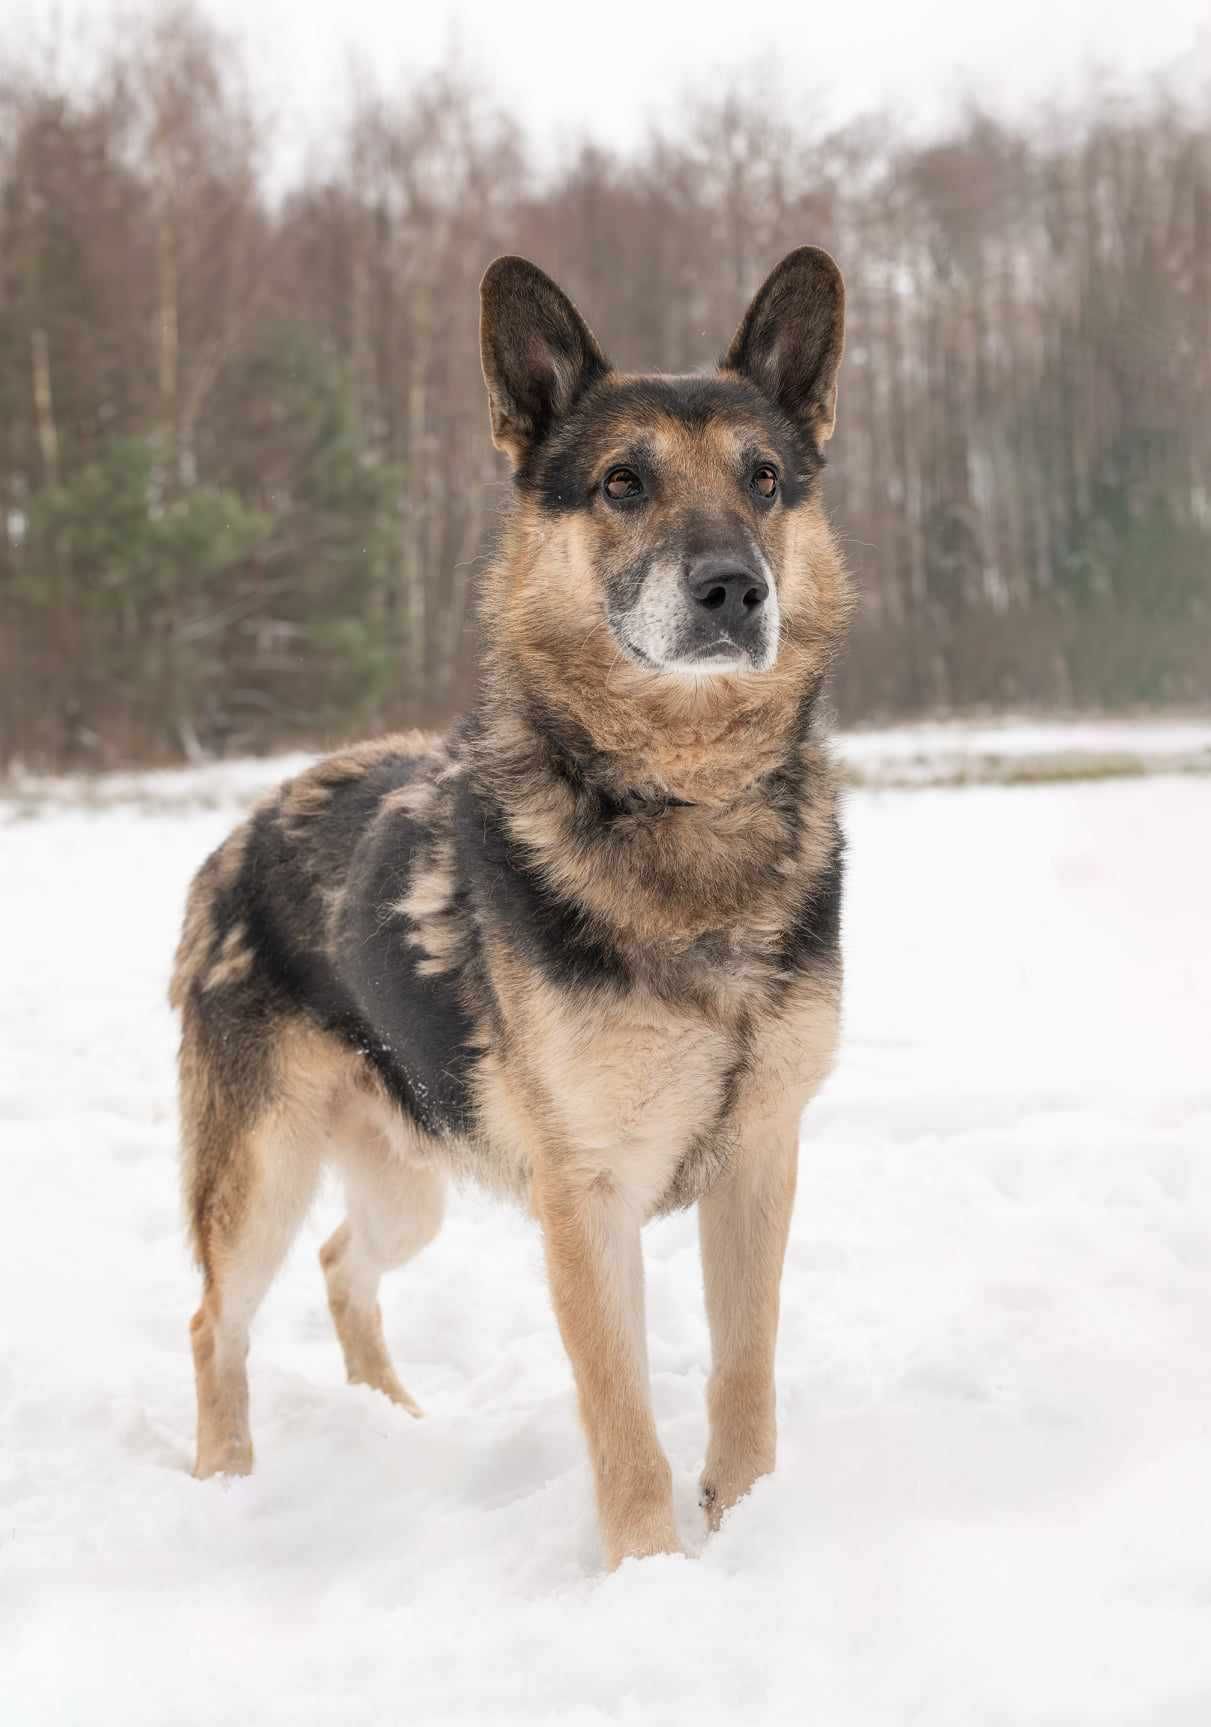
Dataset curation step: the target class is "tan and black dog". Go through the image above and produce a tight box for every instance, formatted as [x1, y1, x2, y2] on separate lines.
[171, 247, 852, 1568]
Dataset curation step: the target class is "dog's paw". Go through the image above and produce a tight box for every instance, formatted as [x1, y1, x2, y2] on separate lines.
[606, 1526, 684, 1569]
[602, 1467, 683, 1569]
[698, 1474, 726, 1531]
[698, 1456, 771, 1532]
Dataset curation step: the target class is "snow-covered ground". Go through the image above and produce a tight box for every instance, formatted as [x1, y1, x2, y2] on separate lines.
[840, 714, 1211, 786]
[3, 736, 1210, 1725]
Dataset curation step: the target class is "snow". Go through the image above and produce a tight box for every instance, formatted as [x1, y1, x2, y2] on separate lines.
[3, 745, 1211, 1725]
[841, 714, 1211, 764]
[840, 714, 1211, 786]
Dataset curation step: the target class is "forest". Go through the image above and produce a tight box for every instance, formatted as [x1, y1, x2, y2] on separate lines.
[2, 7, 1208, 767]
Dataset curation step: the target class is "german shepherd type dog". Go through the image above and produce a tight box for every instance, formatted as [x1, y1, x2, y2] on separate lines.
[171, 247, 852, 1568]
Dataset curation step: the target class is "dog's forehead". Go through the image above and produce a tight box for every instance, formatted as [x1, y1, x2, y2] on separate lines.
[592, 374, 786, 458]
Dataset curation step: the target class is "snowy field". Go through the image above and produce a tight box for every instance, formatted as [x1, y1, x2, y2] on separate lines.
[3, 730, 1211, 1725]
[840, 714, 1211, 786]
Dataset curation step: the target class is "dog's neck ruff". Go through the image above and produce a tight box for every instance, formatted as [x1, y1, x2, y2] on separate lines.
[527, 704, 776, 826]
[610, 786, 698, 817]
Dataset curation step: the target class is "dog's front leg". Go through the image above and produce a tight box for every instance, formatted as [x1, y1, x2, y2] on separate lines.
[534, 1161, 681, 1568]
[697, 1128, 798, 1530]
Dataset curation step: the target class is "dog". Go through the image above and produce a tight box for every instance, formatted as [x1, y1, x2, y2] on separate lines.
[170, 246, 852, 1568]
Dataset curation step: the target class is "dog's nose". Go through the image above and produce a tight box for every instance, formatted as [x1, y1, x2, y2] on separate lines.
[685, 556, 769, 631]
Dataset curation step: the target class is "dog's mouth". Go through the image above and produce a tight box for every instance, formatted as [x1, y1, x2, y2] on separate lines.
[670, 641, 753, 678]
[693, 638, 750, 662]
[613, 630, 754, 676]
[613, 626, 772, 678]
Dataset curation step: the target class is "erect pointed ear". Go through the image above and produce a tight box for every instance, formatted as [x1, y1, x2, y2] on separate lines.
[722, 246, 846, 447]
[479, 256, 610, 466]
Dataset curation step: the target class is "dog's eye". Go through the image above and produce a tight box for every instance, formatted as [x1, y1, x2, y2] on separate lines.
[603, 467, 644, 502]
[752, 465, 779, 501]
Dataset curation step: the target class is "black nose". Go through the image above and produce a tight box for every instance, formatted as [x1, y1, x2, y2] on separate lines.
[685, 556, 769, 631]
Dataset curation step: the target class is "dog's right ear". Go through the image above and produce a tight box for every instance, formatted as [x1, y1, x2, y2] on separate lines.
[480, 257, 610, 466]
[722, 247, 845, 449]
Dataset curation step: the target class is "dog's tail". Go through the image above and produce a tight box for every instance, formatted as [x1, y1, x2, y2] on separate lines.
[169, 822, 260, 1273]
[169, 822, 249, 1012]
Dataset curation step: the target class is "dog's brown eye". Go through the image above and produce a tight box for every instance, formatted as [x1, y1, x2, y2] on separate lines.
[752, 465, 779, 500]
[603, 467, 644, 502]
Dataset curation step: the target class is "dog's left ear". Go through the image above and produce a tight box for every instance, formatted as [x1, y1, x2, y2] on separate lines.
[722, 247, 845, 447]
[480, 256, 610, 465]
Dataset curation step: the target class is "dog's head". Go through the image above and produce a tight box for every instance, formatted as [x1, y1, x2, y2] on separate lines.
[480, 248, 848, 719]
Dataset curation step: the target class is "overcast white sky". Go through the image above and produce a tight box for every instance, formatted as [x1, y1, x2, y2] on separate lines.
[19, 0, 1211, 181]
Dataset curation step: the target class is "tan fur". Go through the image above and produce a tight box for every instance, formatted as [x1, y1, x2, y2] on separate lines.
[394, 840, 463, 978]
[175, 251, 853, 1569]
[169, 818, 249, 1012]
[534, 1159, 680, 1565]
[188, 1021, 449, 1472]
[189, 1024, 333, 1474]
[698, 979, 840, 1520]
[280, 731, 441, 825]
[200, 922, 254, 992]
[319, 1110, 446, 1414]
[473, 943, 840, 1555]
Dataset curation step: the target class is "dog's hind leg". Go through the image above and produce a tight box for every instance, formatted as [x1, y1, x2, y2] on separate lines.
[188, 1112, 322, 1479]
[181, 1018, 332, 1480]
[320, 1121, 446, 1415]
